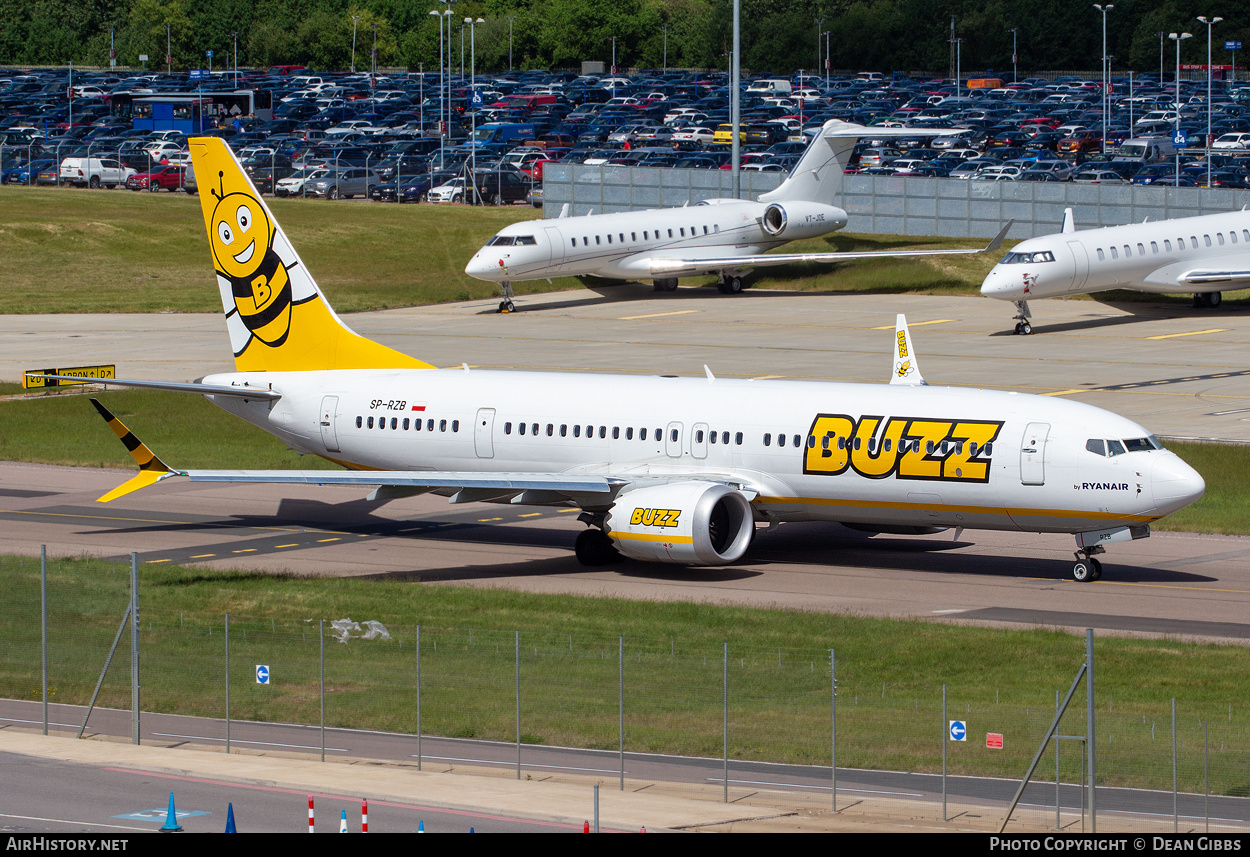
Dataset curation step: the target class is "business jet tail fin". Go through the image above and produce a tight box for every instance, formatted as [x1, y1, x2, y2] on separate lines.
[188, 137, 430, 373]
[889, 314, 927, 386]
[1060, 207, 1076, 234]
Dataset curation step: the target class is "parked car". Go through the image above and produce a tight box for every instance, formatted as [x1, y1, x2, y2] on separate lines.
[303, 167, 380, 199]
[59, 156, 135, 188]
[427, 176, 469, 203]
[471, 170, 532, 205]
[125, 164, 186, 191]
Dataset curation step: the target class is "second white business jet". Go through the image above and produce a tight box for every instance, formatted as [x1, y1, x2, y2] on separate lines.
[982, 207, 1247, 334]
[466, 119, 1008, 310]
[37, 137, 1204, 583]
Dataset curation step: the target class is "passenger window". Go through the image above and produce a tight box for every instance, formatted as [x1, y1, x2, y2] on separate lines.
[1137, 243, 1144, 255]
[1150, 242, 1158, 254]
[439, 419, 447, 432]
[1097, 248, 1104, 261]
[390, 418, 397, 430]
[505, 422, 512, 435]
[560, 424, 567, 436]
[613, 427, 620, 439]
[519, 422, 527, 435]
[1217, 233, 1225, 246]
[452, 420, 459, 432]
[793, 434, 801, 448]
[547, 424, 553, 436]
[607, 234, 612, 244]
[626, 427, 634, 440]
[722, 431, 730, 445]
[1123, 245, 1131, 258]
[356, 416, 362, 428]
[1110, 247, 1118, 259]
[532, 423, 538, 435]
[1205, 235, 1212, 247]
[427, 419, 434, 431]
[403, 418, 409, 430]
[762, 433, 770, 446]
[670, 429, 678, 442]
[601, 426, 608, 439]
[709, 431, 717, 444]
[806, 435, 815, 449]
[574, 425, 581, 437]
[640, 428, 648, 440]
[367, 416, 374, 429]
[1164, 240, 1172, 252]
[735, 432, 743, 445]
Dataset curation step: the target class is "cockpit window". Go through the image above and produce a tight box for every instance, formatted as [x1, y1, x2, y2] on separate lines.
[515, 235, 537, 245]
[1123, 437, 1158, 453]
[1086, 439, 1106, 456]
[999, 250, 1056, 264]
[487, 235, 515, 246]
[1106, 439, 1126, 457]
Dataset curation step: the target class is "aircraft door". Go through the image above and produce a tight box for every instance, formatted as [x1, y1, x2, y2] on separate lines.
[1020, 422, 1050, 485]
[319, 395, 340, 453]
[691, 422, 709, 459]
[666, 421, 683, 458]
[475, 408, 496, 459]
[544, 226, 565, 271]
[1066, 241, 1089, 291]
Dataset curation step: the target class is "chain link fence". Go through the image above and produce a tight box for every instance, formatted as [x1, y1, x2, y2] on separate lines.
[4, 553, 1249, 831]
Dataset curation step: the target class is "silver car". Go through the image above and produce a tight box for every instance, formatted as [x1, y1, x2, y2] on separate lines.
[304, 167, 380, 199]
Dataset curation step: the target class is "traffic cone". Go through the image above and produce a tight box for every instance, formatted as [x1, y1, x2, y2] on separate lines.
[159, 792, 182, 832]
[224, 803, 236, 833]
[339, 809, 348, 833]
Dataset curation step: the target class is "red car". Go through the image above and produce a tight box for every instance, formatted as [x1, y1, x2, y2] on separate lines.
[125, 165, 186, 192]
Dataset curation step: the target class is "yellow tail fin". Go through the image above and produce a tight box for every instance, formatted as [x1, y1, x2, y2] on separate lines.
[188, 137, 430, 373]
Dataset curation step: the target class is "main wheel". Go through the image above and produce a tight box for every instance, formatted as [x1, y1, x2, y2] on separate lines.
[1072, 560, 1094, 582]
[574, 529, 620, 566]
[1089, 558, 1103, 581]
[1206, 291, 1222, 308]
[723, 276, 743, 294]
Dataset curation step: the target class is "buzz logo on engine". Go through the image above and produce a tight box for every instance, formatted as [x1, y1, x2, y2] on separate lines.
[630, 508, 682, 528]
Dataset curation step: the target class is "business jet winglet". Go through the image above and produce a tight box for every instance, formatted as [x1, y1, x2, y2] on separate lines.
[78, 136, 1203, 581]
[466, 120, 1004, 311]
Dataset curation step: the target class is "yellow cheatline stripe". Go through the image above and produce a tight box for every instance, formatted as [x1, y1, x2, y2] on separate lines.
[758, 496, 1156, 522]
[1145, 329, 1228, 340]
[871, 318, 955, 330]
[1042, 389, 1087, 397]
[619, 310, 700, 320]
[607, 531, 695, 544]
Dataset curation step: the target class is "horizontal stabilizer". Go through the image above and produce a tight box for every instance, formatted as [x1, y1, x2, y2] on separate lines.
[89, 398, 177, 502]
[30, 375, 281, 400]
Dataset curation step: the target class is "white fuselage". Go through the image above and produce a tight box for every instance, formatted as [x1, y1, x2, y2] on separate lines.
[464, 200, 849, 283]
[202, 367, 1202, 536]
[981, 209, 1250, 301]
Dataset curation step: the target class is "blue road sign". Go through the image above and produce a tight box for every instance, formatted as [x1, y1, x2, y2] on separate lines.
[949, 720, 967, 741]
[1226, 41, 1242, 51]
[469, 90, 484, 109]
[188, 69, 206, 81]
[1173, 129, 1188, 148]
[255, 664, 270, 684]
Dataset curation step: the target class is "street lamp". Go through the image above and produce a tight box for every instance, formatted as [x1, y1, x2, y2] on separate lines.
[1159, 32, 1166, 82]
[351, 16, 359, 74]
[465, 16, 484, 199]
[815, 17, 824, 73]
[953, 37, 963, 100]
[231, 32, 238, 87]
[506, 16, 516, 72]
[823, 31, 830, 88]
[1009, 27, 1018, 82]
[610, 36, 617, 97]
[1171, 32, 1193, 185]
[1094, 5, 1113, 155]
[661, 25, 668, 74]
[1198, 16, 1222, 187]
[372, 23, 378, 80]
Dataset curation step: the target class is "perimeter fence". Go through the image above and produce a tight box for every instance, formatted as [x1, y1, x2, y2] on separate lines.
[3, 553, 1249, 832]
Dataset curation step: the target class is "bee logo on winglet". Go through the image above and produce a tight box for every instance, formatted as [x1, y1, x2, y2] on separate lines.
[208, 173, 294, 347]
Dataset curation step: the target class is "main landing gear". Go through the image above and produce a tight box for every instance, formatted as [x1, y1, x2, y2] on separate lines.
[1072, 545, 1104, 582]
[1012, 299, 1033, 335]
[652, 278, 679, 292]
[498, 280, 516, 313]
[1193, 291, 1222, 309]
[574, 527, 620, 566]
[716, 275, 744, 294]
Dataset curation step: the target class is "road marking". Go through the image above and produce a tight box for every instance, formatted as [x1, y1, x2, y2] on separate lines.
[871, 318, 955, 330]
[232, 548, 256, 554]
[1145, 328, 1228, 340]
[618, 310, 699, 320]
[0, 812, 149, 832]
[317, 538, 340, 543]
[518, 512, 542, 518]
[189, 554, 216, 558]
[478, 517, 503, 522]
[145, 559, 170, 564]
[1042, 389, 1086, 397]
[276, 544, 298, 548]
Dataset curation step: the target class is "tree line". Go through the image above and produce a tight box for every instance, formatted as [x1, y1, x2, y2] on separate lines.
[1, 0, 1246, 79]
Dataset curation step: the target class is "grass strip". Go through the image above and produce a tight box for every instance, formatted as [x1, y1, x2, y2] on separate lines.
[3, 553, 1248, 794]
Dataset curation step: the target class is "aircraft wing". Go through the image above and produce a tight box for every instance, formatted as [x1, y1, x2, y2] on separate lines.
[649, 222, 1012, 276]
[1177, 268, 1250, 286]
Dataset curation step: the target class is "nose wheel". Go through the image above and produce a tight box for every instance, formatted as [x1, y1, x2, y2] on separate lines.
[1012, 300, 1033, 335]
[498, 281, 516, 314]
[1072, 546, 1104, 582]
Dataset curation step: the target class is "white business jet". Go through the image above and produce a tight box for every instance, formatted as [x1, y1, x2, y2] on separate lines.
[465, 120, 1010, 311]
[982, 207, 1246, 334]
[40, 138, 1204, 582]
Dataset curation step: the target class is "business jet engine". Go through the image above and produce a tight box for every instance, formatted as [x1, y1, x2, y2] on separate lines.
[604, 481, 756, 565]
[760, 201, 848, 239]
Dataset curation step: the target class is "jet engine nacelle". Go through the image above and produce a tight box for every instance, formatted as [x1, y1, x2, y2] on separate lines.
[760, 202, 848, 239]
[604, 481, 755, 565]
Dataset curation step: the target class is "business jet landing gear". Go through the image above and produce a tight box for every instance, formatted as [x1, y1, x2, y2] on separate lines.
[574, 527, 621, 566]
[1012, 300, 1033, 335]
[1072, 546, 1104, 582]
[653, 278, 679, 292]
[1193, 291, 1222, 309]
[498, 281, 516, 314]
[716, 275, 744, 295]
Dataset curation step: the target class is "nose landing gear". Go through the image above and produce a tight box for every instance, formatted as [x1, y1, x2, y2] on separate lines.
[498, 280, 516, 313]
[1072, 545, 1104, 582]
[1012, 300, 1033, 335]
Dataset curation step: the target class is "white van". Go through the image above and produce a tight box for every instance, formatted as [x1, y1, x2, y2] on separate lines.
[746, 79, 793, 95]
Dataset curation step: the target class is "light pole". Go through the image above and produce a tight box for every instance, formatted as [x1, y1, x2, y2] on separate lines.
[166, 24, 171, 74]
[372, 23, 378, 81]
[953, 37, 963, 101]
[231, 32, 238, 87]
[1009, 27, 1018, 82]
[1159, 32, 1166, 82]
[465, 16, 483, 200]
[661, 25, 668, 74]
[1198, 16, 1223, 187]
[815, 17, 824, 74]
[823, 31, 830, 88]
[351, 15, 359, 74]
[610, 36, 617, 97]
[1171, 31, 1193, 185]
[507, 16, 516, 72]
[1094, 5, 1113, 155]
